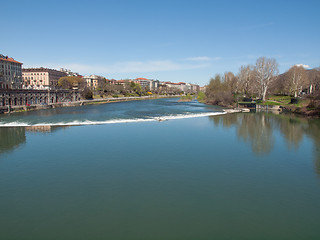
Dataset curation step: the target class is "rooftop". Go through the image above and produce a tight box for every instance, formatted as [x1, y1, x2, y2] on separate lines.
[22, 67, 65, 73]
[0, 54, 22, 64]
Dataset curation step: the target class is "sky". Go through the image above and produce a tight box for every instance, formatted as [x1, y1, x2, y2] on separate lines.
[1, 0, 320, 86]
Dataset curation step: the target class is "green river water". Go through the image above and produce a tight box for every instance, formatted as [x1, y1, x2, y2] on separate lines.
[0, 98, 319, 239]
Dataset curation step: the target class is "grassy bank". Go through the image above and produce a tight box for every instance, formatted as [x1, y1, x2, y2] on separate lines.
[257, 95, 320, 117]
[178, 94, 193, 102]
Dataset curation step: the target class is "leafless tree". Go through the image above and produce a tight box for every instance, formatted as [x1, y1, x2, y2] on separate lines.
[307, 67, 320, 95]
[224, 72, 238, 93]
[253, 57, 279, 101]
[237, 64, 254, 96]
[284, 65, 308, 97]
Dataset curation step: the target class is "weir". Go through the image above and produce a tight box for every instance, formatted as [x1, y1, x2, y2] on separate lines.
[0, 111, 226, 127]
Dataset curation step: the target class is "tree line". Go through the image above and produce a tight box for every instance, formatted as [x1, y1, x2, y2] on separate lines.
[58, 77, 184, 99]
[96, 81, 183, 97]
[205, 57, 320, 107]
[57, 77, 149, 99]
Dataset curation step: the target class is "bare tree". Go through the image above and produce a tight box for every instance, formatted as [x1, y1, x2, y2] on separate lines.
[284, 65, 308, 97]
[224, 72, 238, 93]
[253, 57, 279, 101]
[307, 67, 320, 95]
[238, 64, 254, 96]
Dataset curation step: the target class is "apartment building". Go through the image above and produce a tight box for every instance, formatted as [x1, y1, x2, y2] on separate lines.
[135, 78, 160, 91]
[22, 68, 67, 89]
[83, 75, 105, 90]
[0, 54, 23, 89]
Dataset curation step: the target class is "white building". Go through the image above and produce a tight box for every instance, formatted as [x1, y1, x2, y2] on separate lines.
[60, 68, 82, 77]
[135, 78, 160, 91]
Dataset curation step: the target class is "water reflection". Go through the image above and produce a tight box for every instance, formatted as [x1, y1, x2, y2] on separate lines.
[304, 120, 320, 175]
[211, 112, 320, 174]
[0, 126, 64, 156]
[0, 127, 26, 155]
[211, 113, 275, 155]
[275, 117, 305, 150]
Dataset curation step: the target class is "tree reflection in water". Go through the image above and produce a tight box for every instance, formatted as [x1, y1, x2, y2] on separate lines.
[304, 120, 320, 175]
[0, 127, 26, 156]
[0, 126, 62, 157]
[211, 112, 274, 155]
[210, 112, 320, 175]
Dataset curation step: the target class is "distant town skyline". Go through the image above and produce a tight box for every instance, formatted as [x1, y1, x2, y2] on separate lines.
[2, 0, 319, 86]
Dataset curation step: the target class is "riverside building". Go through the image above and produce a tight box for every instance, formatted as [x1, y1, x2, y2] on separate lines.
[0, 54, 23, 89]
[83, 75, 105, 90]
[135, 78, 160, 91]
[22, 68, 67, 90]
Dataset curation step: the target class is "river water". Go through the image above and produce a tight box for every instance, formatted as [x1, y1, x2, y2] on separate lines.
[0, 98, 320, 239]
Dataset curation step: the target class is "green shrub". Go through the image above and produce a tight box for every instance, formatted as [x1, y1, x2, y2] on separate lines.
[180, 94, 193, 101]
[197, 92, 205, 102]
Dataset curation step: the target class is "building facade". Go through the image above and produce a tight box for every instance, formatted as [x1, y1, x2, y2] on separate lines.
[0, 54, 23, 89]
[60, 68, 82, 77]
[83, 75, 105, 90]
[22, 68, 67, 90]
[135, 78, 160, 91]
[0, 89, 80, 109]
[159, 81, 199, 94]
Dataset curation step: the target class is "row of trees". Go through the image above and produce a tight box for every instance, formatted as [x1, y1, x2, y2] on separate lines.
[100, 81, 146, 96]
[205, 57, 320, 106]
[98, 81, 183, 96]
[57, 77, 148, 98]
[58, 76, 184, 99]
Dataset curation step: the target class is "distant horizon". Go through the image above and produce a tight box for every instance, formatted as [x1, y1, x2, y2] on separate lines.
[2, 0, 319, 86]
[3, 54, 316, 87]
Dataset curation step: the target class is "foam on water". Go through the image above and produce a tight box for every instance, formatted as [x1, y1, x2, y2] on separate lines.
[0, 111, 226, 127]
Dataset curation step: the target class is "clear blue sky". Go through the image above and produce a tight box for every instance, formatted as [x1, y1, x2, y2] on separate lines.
[2, 0, 319, 86]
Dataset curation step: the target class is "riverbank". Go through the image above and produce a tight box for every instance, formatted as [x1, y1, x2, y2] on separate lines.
[283, 104, 320, 118]
[1, 95, 180, 114]
[205, 95, 320, 118]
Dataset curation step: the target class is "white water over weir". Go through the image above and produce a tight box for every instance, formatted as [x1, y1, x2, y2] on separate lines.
[0, 112, 227, 127]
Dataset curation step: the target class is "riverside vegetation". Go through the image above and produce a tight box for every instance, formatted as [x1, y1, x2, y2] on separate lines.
[203, 57, 320, 117]
[179, 94, 193, 102]
[58, 76, 184, 100]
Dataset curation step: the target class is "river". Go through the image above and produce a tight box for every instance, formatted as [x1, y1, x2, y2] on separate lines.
[0, 98, 320, 239]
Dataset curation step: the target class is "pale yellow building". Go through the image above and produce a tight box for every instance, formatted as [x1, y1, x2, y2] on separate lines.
[22, 68, 67, 89]
[83, 75, 105, 90]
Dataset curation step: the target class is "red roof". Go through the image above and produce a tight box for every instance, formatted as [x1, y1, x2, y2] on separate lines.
[0, 57, 22, 64]
[136, 78, 148, 80]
